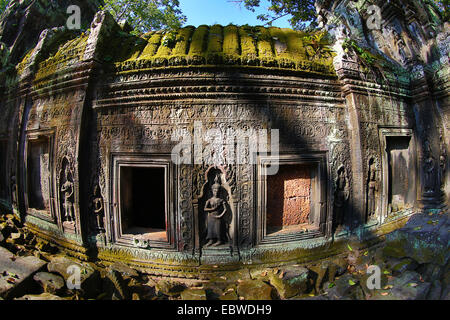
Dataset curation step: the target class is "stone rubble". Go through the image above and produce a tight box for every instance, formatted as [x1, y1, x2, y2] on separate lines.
[0, 209, 448, 300]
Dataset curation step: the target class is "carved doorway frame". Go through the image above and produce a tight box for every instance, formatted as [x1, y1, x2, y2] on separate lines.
[23, 128, 56, 223]
[110, 153, 177, 250]
[256, 152, 330, 245]
[379, 126, 418, 224]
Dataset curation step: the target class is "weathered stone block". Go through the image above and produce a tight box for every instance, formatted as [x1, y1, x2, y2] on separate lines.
[384, 213, 449, 266]
[33, 272, 65, 294]
[155, 279, 185, 297]
[236, 279, 273, 300]
[324, 274, 360, 300]
[0, 247, 46, 299]
[269, 265, 310, 299]
[180, 288, 207, 300]
[391, 258, 419, 275]
[47, 256, 100, 298]
[371, 271, 431, 300]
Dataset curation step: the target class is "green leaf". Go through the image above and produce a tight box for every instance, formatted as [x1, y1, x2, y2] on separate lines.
[413, 226, 422, 231]
[348, 279, 356, 286]
[328, 282, 335, 288]
[383, 270, 391, 275]
[347, 244, 353, 251]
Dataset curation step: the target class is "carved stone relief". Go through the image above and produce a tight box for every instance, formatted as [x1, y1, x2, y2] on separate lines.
[197, 166, 234, 251]
[59, 157, 76, 232]
[334, 165, 350, 229]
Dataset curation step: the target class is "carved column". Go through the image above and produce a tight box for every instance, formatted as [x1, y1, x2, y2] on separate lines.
[342, 86, 366, 228]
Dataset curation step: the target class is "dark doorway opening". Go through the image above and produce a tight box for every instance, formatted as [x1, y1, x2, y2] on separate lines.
[120, 166, 167, 241]
[27, 138, 50, 211]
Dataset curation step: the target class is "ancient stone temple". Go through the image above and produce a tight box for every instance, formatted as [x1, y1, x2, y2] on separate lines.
[0, 0, 448, 278]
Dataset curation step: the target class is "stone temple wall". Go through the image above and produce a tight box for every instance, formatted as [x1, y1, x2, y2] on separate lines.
[0, 4, 448, 277]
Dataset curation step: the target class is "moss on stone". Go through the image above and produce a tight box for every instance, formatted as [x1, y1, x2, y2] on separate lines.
[34, 33, 89, 81]
[86, 25, 336, 76]
[284, 28, 306, 60]
[139, 32, 162, 59]
[222, 25, 240, 57]
[172, 26, 194, 56]
[256, 26, 275, 64]
[188, 25, 209, 56]
[269, 27, 288, 57]
[207, 25, 223, 53]
[154, 42, 172, 57]
[239, 26, 257, 59]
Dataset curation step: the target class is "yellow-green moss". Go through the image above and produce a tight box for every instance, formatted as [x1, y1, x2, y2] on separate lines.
[188, 25, 209, 56]
[269, 28, 286, 55]
[34, 33, 89, 81]
[172, 26, 194, 56]
[284, 28, 306, 60]
[239, 26, 257, 58]
[256, 27, 274, 59]
[155, 40, 172, 57]
[222, 25, 240, 57]
[109, 25, 336, 76]
[139, 32, 163, 59]
[16, 48, 35, 75]
[207, 25, 223, 53]
[126, 36, 148, 61]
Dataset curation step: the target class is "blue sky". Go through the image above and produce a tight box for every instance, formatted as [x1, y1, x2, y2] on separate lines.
[179, 0, 293, 28]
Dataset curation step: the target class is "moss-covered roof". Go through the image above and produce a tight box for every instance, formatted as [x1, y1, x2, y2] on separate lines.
[22, 25, 336, 81]
[110, 25, 336, 76]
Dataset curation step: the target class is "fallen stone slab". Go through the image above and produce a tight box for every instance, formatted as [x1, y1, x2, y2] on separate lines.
[180, 288, 207, 300]
[370, 271, 431, 300]
[308, 262, 331, 293]
[383, 212, 450, 266]
[389, 271, 431, 300]
[324, 274, 362, 300]
[104, 269, 130, 300]
[391, 258, 419, 275]
[0, 246, 46, 299]
[47, 255, 100, 298]
[236, 279, 273, 300]
[268, 265, 310, 299]
[33, 272, 65, 294]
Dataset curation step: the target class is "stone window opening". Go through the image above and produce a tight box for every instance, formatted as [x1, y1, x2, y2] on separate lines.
[266, 164, 316, 236]
[257, 153, 329, 244]
[112, 155, 176, 249]
[24, 130, 55, 221]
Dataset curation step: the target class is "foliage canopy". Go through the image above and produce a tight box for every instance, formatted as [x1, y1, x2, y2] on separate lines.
[233, 0, 449, 30]
[101, 0, 186, 33]
[0, 0, 186, 33]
